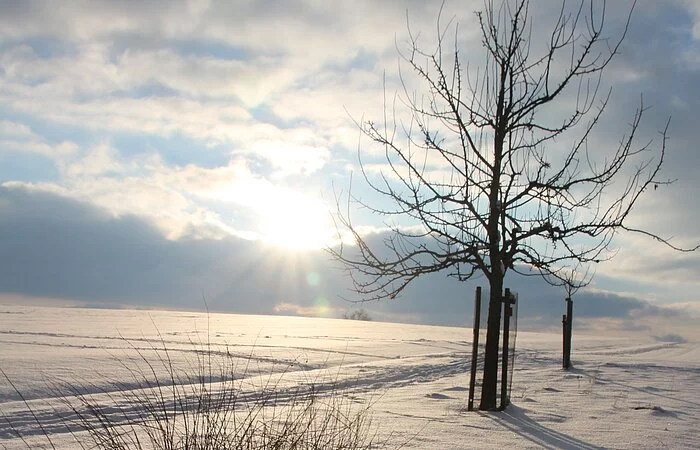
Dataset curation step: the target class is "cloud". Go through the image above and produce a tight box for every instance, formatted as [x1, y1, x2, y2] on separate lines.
[235, 140, 331, 176]
[2, 134, 336, 242]
[0, 120, 78, 159]
[591, 233, 700, 292]
[0, 184, 283, 309]
[0, 0, 698, 340]
[654, 333, 687, 344]
[0, 184, 686, 326]
[0, 2, 445, 156]
[0, 120, 33, 138]
[0, 1, 436, 59]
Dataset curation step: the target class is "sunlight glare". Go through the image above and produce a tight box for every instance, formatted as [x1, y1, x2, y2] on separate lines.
[258, 190, 334, 250]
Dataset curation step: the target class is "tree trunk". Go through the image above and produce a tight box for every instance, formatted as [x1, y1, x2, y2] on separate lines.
[480, 89, 505, 410]
[479, 277, 503, 410]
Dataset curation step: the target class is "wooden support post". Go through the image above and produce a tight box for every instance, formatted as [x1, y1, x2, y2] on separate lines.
[562, 313, 568, 369]
[500, 288, 515, 410]
[564, 297, 573, 369]
[467, 287, 482, 411]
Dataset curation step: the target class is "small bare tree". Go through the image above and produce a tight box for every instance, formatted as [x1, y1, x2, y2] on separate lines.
[543, 260, 592, 299]
[331, 0, 697, 410]
[343, 309, 373, 321]
[547, 262, 592, 369]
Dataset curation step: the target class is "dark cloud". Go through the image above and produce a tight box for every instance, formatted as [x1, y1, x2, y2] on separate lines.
[0, 184, 686, 334]
[0, 185, 227, 305]
[0, 184, 357, 316]
[654, 333, 687, 344]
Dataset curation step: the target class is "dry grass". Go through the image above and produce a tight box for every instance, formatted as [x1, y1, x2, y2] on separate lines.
[2, 332, 395, 449]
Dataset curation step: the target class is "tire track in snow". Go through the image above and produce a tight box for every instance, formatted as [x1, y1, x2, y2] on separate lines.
[0, 349, 474, 440]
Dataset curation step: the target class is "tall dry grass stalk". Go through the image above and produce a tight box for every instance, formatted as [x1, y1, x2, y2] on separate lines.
[2, 331, 396, 449]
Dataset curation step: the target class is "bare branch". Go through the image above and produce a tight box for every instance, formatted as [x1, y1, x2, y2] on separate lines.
[330, 0, 695, 410]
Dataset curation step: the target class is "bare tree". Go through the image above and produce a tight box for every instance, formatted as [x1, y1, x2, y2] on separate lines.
[548, 262, 592, 369]
[331, 0, 697, 410]
[343, 308, 373, 321]
[552, 263, 592, 300]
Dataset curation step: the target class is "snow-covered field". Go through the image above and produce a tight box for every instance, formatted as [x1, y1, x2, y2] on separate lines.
[1, 305, 698, 449]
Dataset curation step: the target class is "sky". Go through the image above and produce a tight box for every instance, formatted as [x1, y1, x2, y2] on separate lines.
[1, 0, 699, 339]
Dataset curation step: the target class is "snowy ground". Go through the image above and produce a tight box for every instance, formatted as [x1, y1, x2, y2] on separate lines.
[1, 305, 698, 449]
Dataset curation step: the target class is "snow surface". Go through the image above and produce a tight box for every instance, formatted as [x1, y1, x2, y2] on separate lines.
[1, 305, 699, 449]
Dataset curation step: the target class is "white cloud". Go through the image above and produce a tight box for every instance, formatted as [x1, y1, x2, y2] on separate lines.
[0, 0, 698, 320]
[0, 119, 78, 158]
[5, 135, 337, 245]
[680, 0, 700, 39]
[59, 141, 127, 177]
[1, 91, 252, 143]
[241, 140, 330, 176]
[0, 120, 33, 137]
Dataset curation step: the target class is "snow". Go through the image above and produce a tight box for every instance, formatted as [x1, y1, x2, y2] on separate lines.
[1, 305, 699, 449]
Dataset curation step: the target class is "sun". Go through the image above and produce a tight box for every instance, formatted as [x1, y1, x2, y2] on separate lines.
[258, 191, 335, 250]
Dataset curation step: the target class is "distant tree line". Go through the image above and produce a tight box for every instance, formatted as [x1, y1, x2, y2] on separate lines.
[343, 309, 372, 321]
